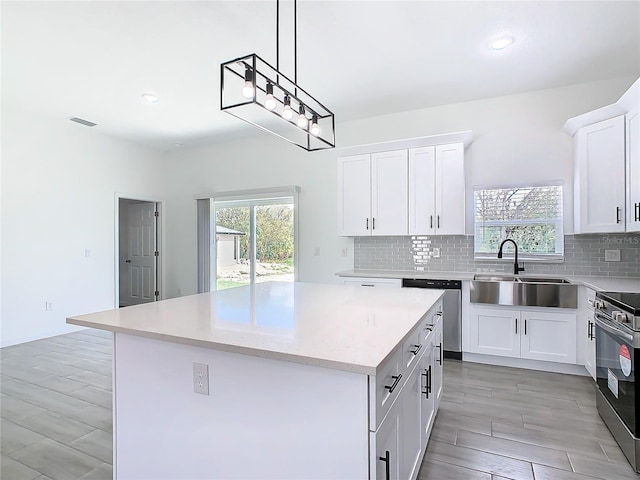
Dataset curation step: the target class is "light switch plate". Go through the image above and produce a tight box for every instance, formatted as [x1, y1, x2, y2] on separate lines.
[605, 249, 621, 262]
[193, 363, 209, 395]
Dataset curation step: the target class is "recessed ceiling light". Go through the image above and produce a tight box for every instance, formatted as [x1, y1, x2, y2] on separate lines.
[491, 36, 514, 50]
[142, 93, 159, 103]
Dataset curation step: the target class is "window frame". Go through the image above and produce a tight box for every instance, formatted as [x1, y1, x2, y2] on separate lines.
[473, 182, 565, 262]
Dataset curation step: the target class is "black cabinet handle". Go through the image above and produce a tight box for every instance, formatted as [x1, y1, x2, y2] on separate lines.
[636, 202, 640, 222]
[437, 215, 440, 228]
[422, 367, 431, 398]
[424, 324, 434, 332]
[379, 450, 390, 480]
[524, 319, 527, 335]
[385, 374, 402, 393]
[616, 206, 621, 224]
[589, 320, 596, 340]
[366, 218, 369, 230]
[588, 320, 592, 340]
[372, 218, 375, 230]
[515, 318, 518, 334]
[410, 344, 422, 356]
[430, 215, 433, 228]
[436, 343, 442, 365]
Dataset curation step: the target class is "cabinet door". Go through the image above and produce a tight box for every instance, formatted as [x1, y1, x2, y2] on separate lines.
[585, 313, 597, 380]
[575, 116, 626, 233]
[467, 306, 520, 357]
[337, 154, 371, 236]
[627, 108, 640, 233]
[371, 399, 400, 480]
[371, 150, 408, 236]
[419, 344, 435, 451]
[432, 321, 443, 409]
[401, 363, 422, 480]
[435, 143, 466, 235]
[520, 310, 577, 364]
[408, 146, 436, 235]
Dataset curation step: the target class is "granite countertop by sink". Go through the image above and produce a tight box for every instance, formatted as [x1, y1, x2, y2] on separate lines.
[336, 270, 640, 293]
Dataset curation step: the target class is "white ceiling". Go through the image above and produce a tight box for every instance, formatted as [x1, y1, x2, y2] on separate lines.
[3, 1, 639, 151]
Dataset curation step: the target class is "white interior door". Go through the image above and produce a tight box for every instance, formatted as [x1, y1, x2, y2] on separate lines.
[121, 202, 157, 306]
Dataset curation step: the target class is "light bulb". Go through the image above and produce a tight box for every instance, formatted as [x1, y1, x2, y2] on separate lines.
[241, 68, 254, 99]
[297, 105, 308, 129]
[282, 95, 294, 120]
[310, 115, 320, 136]
[264, 82, 277, 110]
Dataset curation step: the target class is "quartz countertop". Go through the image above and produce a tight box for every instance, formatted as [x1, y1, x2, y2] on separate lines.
[336, 270, 639, 292]
[67, 282, 444, 375]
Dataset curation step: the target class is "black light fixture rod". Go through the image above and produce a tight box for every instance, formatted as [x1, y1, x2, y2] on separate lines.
[294, 0, 297, 97]
[276, 0, 280, 83]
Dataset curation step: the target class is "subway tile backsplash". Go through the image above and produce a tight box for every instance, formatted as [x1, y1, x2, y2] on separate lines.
[354, 234, 640, 277]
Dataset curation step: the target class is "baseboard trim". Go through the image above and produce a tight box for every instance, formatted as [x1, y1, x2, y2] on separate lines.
[462, 352, 590, 376]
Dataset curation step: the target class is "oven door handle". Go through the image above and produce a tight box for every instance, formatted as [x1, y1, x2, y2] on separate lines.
[595, 313, 634, 343]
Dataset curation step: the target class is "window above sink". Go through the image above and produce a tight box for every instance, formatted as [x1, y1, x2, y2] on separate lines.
[474, 184, 564, 262]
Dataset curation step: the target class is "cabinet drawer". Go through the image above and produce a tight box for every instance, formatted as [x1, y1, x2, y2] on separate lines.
[342, 277, 402, 288]
[370, 347, 403, 431]
[402, 326, 425, 372]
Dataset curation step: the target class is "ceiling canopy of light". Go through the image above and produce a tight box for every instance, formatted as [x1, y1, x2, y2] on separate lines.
[220, 0, 335, 152]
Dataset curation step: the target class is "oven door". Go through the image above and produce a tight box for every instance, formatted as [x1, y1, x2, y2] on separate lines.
[595, 311, 639, 436]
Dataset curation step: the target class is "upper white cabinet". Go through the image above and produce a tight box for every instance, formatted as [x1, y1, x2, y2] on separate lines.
[337, 150, 408, 236]
[408, 144, 465, 235]
[565, 78, 640, 234]
[574, 116, 626, 233]
[627, 108, 640, 233]
[338, 133, 472, 237]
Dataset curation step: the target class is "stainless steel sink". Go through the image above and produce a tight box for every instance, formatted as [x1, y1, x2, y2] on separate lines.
[470, 274, 577, 308]
[516, 276, 572, 284]
[473, 274, 518, 282]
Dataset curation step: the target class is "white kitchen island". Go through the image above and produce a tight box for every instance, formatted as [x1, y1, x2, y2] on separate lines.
[67, 282, 444, 480]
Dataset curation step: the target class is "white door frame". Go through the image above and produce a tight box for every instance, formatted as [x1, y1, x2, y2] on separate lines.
[114, 193, 165, 309]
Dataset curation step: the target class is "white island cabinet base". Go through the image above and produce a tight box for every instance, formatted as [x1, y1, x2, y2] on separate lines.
[68, 282, 445, 480]
[114, 333, 369, 479]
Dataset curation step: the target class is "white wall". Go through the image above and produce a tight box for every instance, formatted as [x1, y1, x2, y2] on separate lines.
[1, 106, 162, 346]
[159, 76, 636, 298]
[2, 76, 634, 345]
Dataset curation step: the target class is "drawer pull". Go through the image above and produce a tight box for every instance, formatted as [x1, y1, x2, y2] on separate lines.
[379, 450, 390, 480]
[385, 374, 403, 393]
[616, 206, 622, 224]
[410, 344, 422, 355]
[436, 343, 443, 365]
[422, 366, 432, 398]
[424, 324, 434, 332]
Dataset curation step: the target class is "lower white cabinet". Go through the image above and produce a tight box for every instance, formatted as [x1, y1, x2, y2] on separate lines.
[432, 319, 443, 408]
[580, 287, 597, 380]
[343, 277, 402, 288]
[372, 399, 401, 480]
[467, 305, 577, 364]
[370, 300, 443, 480]
[402, 358, 423, 480]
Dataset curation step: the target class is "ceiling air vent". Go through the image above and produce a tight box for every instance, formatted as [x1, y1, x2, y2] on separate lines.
[69, 117, 97, 127]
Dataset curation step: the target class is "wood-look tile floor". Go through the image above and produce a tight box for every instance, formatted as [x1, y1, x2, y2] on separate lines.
[1, 331, 639, 479]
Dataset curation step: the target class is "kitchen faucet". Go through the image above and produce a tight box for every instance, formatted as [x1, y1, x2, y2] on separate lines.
[497, 239, 525, 275]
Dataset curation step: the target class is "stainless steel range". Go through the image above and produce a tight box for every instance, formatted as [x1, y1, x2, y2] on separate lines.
[594, 291, 640, 472]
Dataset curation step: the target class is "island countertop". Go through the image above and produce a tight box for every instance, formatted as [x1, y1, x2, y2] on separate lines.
[67, 282, 444, 375]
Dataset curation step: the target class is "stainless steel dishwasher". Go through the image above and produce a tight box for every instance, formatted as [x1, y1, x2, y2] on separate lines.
[402, 278, 462, 360]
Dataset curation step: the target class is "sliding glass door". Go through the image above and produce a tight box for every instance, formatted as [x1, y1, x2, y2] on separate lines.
[214, 198, 294, 290]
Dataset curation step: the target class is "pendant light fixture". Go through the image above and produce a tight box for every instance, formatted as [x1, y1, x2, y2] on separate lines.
[220, 0, 335, 151]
